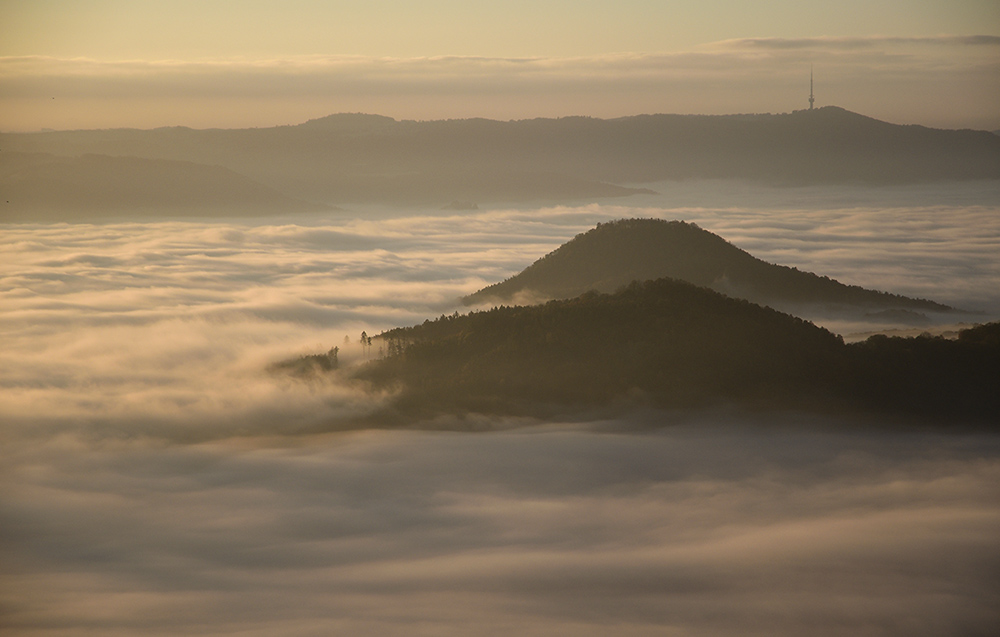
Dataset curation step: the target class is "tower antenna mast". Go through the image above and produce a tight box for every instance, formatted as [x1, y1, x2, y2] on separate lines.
[809, 66, 815, 110]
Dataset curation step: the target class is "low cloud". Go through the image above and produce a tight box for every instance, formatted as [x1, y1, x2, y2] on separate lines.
[2, 186, 999, 442]
[2, 189, 999, 634]
[3, 423, 999, 635]
[715, 35, 1000, 50]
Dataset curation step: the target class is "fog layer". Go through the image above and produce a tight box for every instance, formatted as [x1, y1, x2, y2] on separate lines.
[2, 182, 999, 634]
[4, 185, 1000, 435]
[5, 423, 999, 636]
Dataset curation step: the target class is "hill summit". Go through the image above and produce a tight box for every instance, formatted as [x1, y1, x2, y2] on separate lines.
[464, 219, 952, 315]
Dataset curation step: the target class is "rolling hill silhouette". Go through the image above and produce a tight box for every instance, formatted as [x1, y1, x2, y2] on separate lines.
[464, 218, 954, 315]
[0, 152, 324, 221]
[3, 107, 998, 212]
[363, 278, 850, 414]
[356, 278, 999, 424]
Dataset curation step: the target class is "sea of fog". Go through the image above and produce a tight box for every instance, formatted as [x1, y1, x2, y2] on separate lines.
[2, 181, 999, 635]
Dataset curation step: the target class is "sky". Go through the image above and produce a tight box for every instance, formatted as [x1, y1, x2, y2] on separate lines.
[1, 0, 998, 130]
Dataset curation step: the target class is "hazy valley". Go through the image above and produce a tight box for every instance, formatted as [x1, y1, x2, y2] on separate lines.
[3, 107, 1000, 220]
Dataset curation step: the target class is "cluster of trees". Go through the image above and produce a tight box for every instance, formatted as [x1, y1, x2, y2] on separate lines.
[269, 346, 339, 377]
[357, 278, 999, 425]
[847, 325, 1000, 421]
[358, 331, 409, 360]
[359, 331, 374, 359]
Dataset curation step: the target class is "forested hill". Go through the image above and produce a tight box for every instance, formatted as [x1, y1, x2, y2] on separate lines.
[358, 279, 1000, 424]
[465, 218, 953, 313]
[365, 278, 850, 414]
[3, 107, 998, 211]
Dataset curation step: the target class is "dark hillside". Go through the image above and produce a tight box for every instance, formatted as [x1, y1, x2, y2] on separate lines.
[847, 322, 1000, 422]
[0, 152, 323, 221]
[361, 278, 851, 415]
[355, 283, 999, 425]
[465, 218, 953, 313]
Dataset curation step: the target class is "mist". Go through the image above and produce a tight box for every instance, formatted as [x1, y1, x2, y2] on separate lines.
[2, 181, 1000, 634]
[5, 423, 999, 636]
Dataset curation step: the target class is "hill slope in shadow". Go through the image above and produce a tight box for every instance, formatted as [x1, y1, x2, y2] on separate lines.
[464, 218, 954, 317]
[357, 280, 999, 425]
[0, 152, 325, 221]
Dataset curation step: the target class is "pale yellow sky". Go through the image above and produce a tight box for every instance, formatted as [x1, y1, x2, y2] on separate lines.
[1, 1, 998, 130]
[3, 0, 997, 58]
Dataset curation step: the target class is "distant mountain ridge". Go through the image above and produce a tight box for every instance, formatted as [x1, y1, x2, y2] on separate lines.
[465, 219, 953, 314]
[0, 152, 325, 221]
[3, 107, 998, 215]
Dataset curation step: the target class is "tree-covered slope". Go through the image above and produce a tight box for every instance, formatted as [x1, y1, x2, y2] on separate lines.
[358, 279, 999, 424]
[847, 322, 1000, 422]
[363, 278, 849, 413]
[465, 218, 953, 313]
